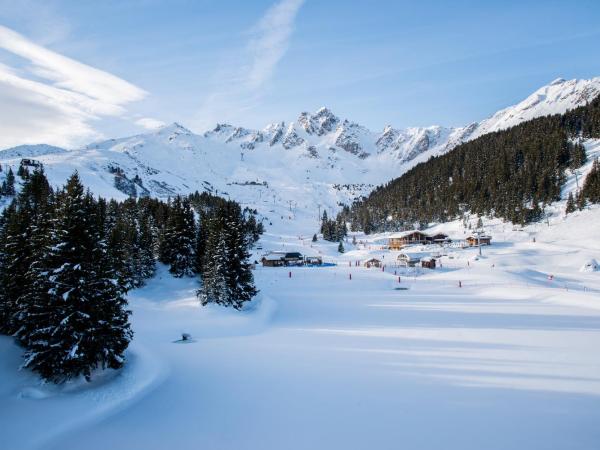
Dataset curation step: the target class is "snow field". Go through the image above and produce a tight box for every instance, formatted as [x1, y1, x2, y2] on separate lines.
[2, 205, 600, 449]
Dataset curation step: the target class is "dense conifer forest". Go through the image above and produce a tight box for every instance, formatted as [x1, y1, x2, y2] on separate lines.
[340, 95, 600, 232]
[0, 167, 262, 382]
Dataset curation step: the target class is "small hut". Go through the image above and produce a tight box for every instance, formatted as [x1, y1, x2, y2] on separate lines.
[429, 233, 451, 244]
[283, 252, 304, 266]
[397, 252, 429, 267]
[388, 230, 430, 250]
[466, 235, 492, 246]
[364, 257, 382, 268]
[304, 256, 323, 266]
[261, 252, 286, 267]
[421, 257, 437, 269]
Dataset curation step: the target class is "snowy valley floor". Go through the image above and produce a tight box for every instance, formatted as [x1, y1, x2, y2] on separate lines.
[2, 215, 600, 449]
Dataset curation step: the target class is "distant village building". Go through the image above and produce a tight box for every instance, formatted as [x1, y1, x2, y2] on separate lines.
[364, 257, 382, 268]
[430, 233, 450, 244]
[397, 252, 430, 267]
[388, 231, 430, 250]
[261, 252, 286, 267]
[283, 252, 304, 266]
[388, 231, 450, 249]
[466, 235, 492, 246]
[304, 256, 323, 265]
[261, 251, 307, 267]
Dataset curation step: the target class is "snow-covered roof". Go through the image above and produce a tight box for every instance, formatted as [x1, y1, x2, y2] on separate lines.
[363, 257, 381, 263]
[263, 253, 285, 261]
[388, 230, 429, 239]
[397, 251, 431, 260]
[466, 234, 492, 240]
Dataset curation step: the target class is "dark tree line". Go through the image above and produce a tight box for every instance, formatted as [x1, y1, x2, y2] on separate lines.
[0, 167, 262, 383]
[0, 165, 16, 196]
[342, 95, 600, 232]
[320, 210, 347, 242]
[579, 158, 600, 205]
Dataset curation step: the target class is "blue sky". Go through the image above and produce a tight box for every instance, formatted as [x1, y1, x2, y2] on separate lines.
[1, 0, 600, 147]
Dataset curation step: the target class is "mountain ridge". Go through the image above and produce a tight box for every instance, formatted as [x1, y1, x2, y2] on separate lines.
[2, 77, 599, 229]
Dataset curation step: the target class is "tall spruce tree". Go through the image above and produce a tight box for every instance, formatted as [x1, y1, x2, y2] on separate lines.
[565, 192, 576, 214]
[197, 204, 257, 310]
[20, 173, 132, 382]
[160, 196, 196, 277]
[0, 168, 51, 335]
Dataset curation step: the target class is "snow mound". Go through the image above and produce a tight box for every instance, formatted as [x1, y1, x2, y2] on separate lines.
[580, 259, 599, 272]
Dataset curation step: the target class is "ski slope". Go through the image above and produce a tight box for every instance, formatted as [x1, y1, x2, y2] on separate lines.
[2, 205, 600, 450]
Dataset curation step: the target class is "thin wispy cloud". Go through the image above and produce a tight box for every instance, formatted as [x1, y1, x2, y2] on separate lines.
[135, 117, 167, 130]
[196, 0, 305, 130]
[0, 25, 150, 148]
[246, 0, 305, 89]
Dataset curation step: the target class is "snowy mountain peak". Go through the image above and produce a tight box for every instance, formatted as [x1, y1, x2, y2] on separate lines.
[2, 76, 599, 232]
[550, 77, 566, 86]
[0, 144, 69, 159]
[297, 107, 340, 136]
[159, 122, 191, 134]
[468, 76, 600, 140]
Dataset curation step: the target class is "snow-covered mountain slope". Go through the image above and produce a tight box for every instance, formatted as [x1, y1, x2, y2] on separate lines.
[469, 77, 600, 140]
[1, 77, 599, 230]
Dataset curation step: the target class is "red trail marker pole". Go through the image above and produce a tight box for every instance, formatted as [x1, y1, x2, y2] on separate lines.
[289, 271, 292, 278]
[398, 276, 401, 283]
[349, 273, 352, 280]
[458, 280, 462, 288]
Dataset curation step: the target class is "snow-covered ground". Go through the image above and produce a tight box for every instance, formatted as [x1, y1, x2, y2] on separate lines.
[2, 204, 600, 450]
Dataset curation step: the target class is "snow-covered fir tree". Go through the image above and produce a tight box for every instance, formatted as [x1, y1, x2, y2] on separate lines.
[160, 196, 196, 277]
[197, 204, 257, 310]
[19, 173, 132, 383]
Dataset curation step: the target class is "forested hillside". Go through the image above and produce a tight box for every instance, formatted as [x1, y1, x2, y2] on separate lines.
[342, 95, 600, 232]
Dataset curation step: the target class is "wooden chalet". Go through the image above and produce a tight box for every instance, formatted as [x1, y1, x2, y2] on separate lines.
[261, 252, 286, 267]
[429, 233, 450, 244]
[397, 251, 430, 267]
[283, 252, 304, 266]
[388, 230, 430, 250]
[466, 235, 492, 246]
[364, 257, 382, 268]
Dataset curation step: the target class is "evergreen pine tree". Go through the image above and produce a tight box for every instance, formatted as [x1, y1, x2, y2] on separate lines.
[338, 240, 345, 253]
[312, 233, 317, 242]
[198, 224, 230, 308]
[0, 202, 21, 334]
[0, 168, 51, 335]
[161, 197, 196, 277]
[20, 173, 132, 382]
[135, 209, 156, 284]
[565, 192, 576, 214]
[2, 167, 16, 196]
[576, 190, 587, 210]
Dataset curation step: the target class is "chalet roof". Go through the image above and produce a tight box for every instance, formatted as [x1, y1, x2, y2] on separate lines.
[363, 257, 381, 263]
[262, 252, 285, 261]
[466, 234, 492, 240]
[397, 251, 431, 261]
[388, 230, 430, 239]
